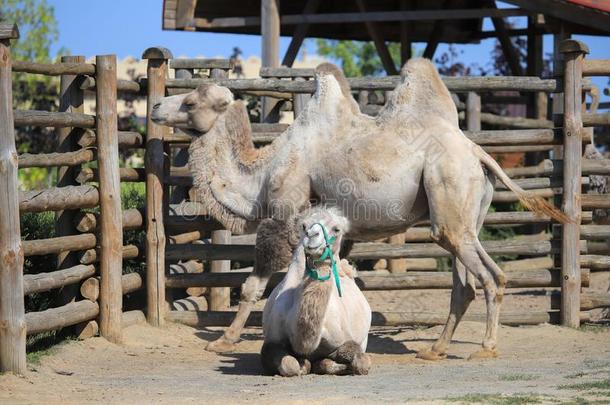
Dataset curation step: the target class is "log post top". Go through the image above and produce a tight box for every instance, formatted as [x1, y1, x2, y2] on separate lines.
[0, 22, 19, 40]
[142, 47, 173, 60]
[559, 39, 589, 55]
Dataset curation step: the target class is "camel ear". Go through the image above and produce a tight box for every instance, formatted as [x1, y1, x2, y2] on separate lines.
[206, 85, 234, 112]
[224, 101, 252, 139]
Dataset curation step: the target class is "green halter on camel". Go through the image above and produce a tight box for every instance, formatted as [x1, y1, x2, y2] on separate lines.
[305, 222, 342, 297]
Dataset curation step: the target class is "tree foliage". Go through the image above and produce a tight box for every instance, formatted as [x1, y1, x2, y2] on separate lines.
[315, 39, 401, 77]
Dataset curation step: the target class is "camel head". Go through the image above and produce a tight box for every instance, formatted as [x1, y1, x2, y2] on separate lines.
[299, 207, 349, 260]
[150, 83, 233, 136]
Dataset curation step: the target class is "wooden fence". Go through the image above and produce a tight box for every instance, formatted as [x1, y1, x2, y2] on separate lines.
[0, 24, 609, 374]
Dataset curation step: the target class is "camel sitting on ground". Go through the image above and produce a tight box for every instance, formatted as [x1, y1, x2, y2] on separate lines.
[151, 59, 568, 360]
[262, 207, 372, 376]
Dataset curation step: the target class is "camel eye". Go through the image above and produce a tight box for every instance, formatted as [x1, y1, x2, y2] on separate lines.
[302, 223, 307, 231]
[333, 227, 340, 233]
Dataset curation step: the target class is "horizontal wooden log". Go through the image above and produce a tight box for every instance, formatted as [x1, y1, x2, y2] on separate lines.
[583, 113, 610, 126]
[13, 110, 95, 128]
[165, 216, 223, 233]
[163, 75, 560, 93]
[504, 158, 608, 178]
[583, 59, 610, 76]
[74, 208, 143, 232]
[76, 167, 145, 183]
[18, 148, 94, 168]
[585, 241, 608, 255]
[579, 292, 610, 310]
[77, 130, 144, 149]
[499, 256, 553, 272]
[167, 309, 570, 328]
[259, 67, 315, 78]
[23, 264, 95, 295]
[169, 260, 203, 275]
[122, 310, 146, 328]
[172, 296, 208, 311]
[23, 233, 96, 257]
[26, 300, 99, 335]
[582, 194, 610, 209]
[80, 272, 143, 302]
[480, 113, 553, 129]
[12, 60, 95, 75]
[580, 225, 610, 240]
[484, 145, 553, 153]
[580, 255, 610, 270]
[493, 188, 556, 203]
[169, 58, 233, 70]
[168, 231, 202, 244]
[20, 185, 99, 213]
[166, 268, 588, 290]
[79, 77, 141, 93]
[79, 244, 139, 265]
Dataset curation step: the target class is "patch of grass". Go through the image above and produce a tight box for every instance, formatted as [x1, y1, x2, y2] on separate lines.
[26, 346, 57, 365]
[559, 379, 610, 392]
[499, 374, 539, 382]
[446, 393, 542, 404]
[579, 323, 610, 333]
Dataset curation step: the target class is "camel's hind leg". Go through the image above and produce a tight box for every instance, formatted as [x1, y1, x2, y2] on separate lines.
[421, 159, 505, 360]
[417, 259, 475, 360]
[313, 341, 372, 375]
[261, 342, 311, 377]
[207, 218, 298, 353]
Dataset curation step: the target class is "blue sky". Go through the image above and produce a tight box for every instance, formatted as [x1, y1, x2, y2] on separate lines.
[44, 0, 609, 100]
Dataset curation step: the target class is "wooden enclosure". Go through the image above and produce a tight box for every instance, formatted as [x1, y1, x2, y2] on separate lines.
[0, 22, 609, 374]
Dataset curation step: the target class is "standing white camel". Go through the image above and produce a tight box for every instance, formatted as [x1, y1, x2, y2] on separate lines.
[151, 59, 568, 360]
[262, 207, 372, 376]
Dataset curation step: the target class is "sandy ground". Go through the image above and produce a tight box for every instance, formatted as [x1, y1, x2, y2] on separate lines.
[1, 317, 609, 404]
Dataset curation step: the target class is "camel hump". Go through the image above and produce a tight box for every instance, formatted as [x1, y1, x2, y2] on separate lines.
[392, 57, 459, 126]
[316, 63, 352, 99]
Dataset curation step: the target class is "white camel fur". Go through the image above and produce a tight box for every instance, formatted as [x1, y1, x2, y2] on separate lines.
[151, 58, 568, 360]
[262, 207, 372, 376]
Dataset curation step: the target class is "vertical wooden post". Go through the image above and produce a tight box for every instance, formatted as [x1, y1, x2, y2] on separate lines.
[208, 67, 231, 311]
[143, 47, 172, 326]
[261, 0, 280, 123]
[0, 23, 26, 374]
[388, 233, 407, 273]
[559, 39, 588, 328]
[170, 67, 193, 205]
[292, 76, 311, 118]
[96, 55, 123, 343]
[399, 0, 412, 66]
[466, 92, 481, 132]
[56, 55, 85, 307]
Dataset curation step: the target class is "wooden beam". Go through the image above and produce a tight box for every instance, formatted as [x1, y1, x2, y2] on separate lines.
[560, 39, 588, 328]
[399, 0, 412, 65]
[0, 36, 26, 374]
[193, 8, 530, 28]
[355, 0, 398, 75]
[281, 0, 322, 67]
[489, 0, 523, 76]
[423, 0, 452, 59]
[261, 0, 280, 122]
[503, 0, 610, 34]
[175, 0, 197, 30]
[0, 23, 19, 40]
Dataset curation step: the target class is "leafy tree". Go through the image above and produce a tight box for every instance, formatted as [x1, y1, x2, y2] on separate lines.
[1, 0, 64, 187]
[315, 39, 401, 77]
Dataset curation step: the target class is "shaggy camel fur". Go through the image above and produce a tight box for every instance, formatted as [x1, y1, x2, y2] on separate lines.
[151, 58, 568, 360]
[262, 207, 372, 376]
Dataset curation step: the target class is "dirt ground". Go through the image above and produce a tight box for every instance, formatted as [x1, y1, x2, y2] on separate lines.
[1, 315, 609, 404]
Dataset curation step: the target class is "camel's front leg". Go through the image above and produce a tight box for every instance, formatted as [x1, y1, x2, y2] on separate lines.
[313, 341, 372, 375]
[206, 218, 297, 353]
[417, 258, 475, 360]
[261, 342, 311, 377]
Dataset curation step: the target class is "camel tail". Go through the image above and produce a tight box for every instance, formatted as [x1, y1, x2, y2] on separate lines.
[473, 145, 571, 224]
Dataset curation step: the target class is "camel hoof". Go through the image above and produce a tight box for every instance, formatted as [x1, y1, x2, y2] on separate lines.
[205, 337, 236, 353]
[279, 356, 302, 377]
[416, 348, 447, 361]
[468, 348, 498, 360]
[299, 358, 311, 375]
[352, 353, 372, 375]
